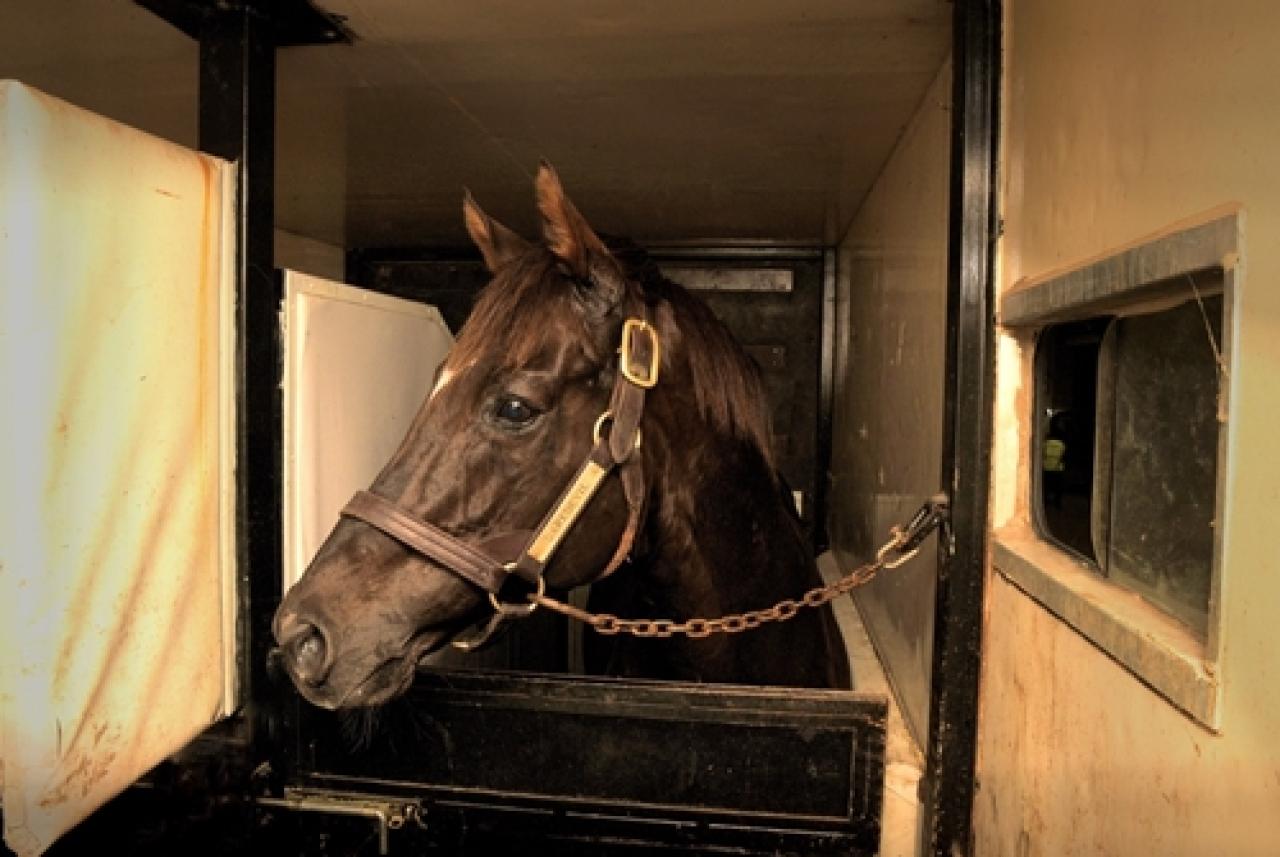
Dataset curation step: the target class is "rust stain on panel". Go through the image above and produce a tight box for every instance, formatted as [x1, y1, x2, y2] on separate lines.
[37, 721, 120, 807]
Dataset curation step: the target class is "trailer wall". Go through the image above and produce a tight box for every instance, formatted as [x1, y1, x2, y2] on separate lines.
[830, 59, 952, 745]
[977, 2, 1280, 854]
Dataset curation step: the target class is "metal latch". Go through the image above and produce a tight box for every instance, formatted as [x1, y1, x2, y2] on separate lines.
[255, 787, 424, 855]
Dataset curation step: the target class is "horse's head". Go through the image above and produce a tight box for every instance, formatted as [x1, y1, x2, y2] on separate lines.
[273, 165, 649, 709]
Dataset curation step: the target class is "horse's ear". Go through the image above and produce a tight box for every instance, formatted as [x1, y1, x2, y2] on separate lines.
[534, 162, 625, 315]
[463, 190, 530, 272]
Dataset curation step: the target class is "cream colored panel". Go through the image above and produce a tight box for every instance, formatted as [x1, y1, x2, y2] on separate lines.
[282, 272, 453, 591]
[979, 1, 1280, 854]
[0, 82, 236, 856]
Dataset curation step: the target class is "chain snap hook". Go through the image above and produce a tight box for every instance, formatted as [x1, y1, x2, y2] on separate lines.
[874, 494, 950, 568]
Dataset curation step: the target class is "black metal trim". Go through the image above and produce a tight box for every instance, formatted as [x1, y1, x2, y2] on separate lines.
[135, 0, 353, 47]
[292, 669, 888, 854]
[925, 1, 1000, 855]
[196, 5, 282, 755]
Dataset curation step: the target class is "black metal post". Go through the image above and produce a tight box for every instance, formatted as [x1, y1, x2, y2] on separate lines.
[197, 4, 281, 750]
[925, 0, 1000, 854]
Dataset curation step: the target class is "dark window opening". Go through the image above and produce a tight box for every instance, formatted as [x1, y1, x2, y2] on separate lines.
[1035, 318, 1108, 562]
[1033, 291, 1225, 637]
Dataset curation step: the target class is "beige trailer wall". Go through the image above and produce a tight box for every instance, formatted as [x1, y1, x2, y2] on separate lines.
[978, 2, 1280, 855]
[829, 59, 951, 744]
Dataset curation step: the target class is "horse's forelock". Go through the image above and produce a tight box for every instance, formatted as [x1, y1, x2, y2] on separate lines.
[446, 251, 590, 373]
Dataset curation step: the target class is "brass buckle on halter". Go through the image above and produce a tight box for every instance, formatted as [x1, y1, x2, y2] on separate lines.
[488, 564, 546, 617]
[620, 318, 661, 389]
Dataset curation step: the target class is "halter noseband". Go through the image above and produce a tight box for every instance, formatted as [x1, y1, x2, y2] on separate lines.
[339, 310, 660, 645]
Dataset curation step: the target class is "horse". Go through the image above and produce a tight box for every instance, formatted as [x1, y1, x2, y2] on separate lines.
[273, 164, 851, 710]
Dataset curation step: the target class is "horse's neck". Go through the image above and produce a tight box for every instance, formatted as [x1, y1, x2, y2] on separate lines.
[591, 437, 841, 687]
[645, 439, 815, 617]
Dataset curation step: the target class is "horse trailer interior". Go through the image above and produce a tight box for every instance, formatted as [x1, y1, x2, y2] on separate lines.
[3, 1, 1279, 856]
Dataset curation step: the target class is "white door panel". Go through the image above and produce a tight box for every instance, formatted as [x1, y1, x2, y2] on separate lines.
[0, 82, 237, 856]
[281, 272, 453, 591]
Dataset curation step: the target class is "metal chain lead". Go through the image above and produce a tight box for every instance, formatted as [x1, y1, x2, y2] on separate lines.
[530, 521, 930, 640]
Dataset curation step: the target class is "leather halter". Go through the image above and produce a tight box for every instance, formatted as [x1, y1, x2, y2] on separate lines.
[340, 311, 660, 623]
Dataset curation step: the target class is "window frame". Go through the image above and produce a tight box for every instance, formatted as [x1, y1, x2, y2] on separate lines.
[994, 210, 1238, 730]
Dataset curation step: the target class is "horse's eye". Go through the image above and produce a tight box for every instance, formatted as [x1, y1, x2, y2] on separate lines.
[492, 395, 539, 429]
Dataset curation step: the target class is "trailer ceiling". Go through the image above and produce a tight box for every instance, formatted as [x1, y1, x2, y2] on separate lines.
[4, 0, 951, 248]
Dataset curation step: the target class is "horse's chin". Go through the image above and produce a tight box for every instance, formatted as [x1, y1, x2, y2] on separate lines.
[336, 657, 420, 709]
[293, 625, 457, 711]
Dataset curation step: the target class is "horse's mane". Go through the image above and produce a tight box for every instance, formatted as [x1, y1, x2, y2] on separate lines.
[448, 243, 776, 471]
[640, 272, 776, 471]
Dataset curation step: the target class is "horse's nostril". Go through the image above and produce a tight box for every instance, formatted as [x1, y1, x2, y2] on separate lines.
[288, 623, 331, 687]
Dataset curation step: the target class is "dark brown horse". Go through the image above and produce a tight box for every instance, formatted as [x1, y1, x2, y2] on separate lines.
[273, 165, 850, 709]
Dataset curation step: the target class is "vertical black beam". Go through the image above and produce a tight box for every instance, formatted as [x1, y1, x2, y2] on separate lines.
[926, 0, 1000, 855]
[198, 4, 280, 749]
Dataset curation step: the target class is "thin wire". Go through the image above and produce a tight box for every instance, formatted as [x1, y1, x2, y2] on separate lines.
[1186, 273, 1230, 422]
[390, 40, 536, 182]
[343, 0, 536, 183]
[1186, 273, 1227, 377]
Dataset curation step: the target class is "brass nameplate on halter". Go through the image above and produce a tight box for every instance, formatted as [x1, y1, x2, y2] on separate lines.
[526, 460, 609, 564]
